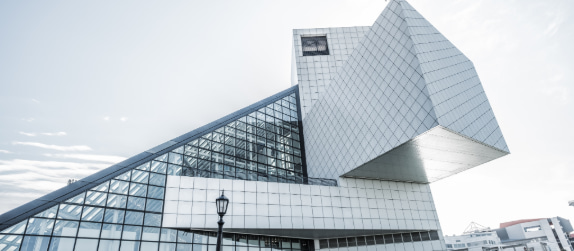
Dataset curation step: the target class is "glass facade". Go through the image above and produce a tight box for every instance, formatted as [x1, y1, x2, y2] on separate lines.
[169, 93, 307, 184]
[318, 231, 441, 249]
[0, 90, 323, 251]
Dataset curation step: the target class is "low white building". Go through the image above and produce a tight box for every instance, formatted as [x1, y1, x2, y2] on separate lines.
[445, 217, 574, 251]
[445, 231, 501, 251]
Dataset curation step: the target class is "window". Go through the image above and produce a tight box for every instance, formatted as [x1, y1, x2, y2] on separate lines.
[524, 226, 542, 232]
[301, 36, 329, 56]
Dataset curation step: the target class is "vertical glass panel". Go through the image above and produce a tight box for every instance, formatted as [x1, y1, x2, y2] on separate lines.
[142, 227, 160, 241]
[122, 225, 143, 240]
[124, 211, 144, 225]
[178, 230, 193, 243]
[356, 236, 366, 246]
[129, 184, 148, 197]
[392, 234, 403, 243]
[0, 220, 27, 234]
[35, 205, 58, 219]
[146, 199, 163, 213]
[161, 228, 177, 242]
[383, 234, 394, 244]
[132, 170, 149, 184]
[374, 235, 385, 245]
[141, 242, 159, 251]
[151, 161, 168, 174]
[346, 237, 356, 247]
[402, 233, 412, 242]
[199, 139, 211, 150]
[52, 220, 78, 237]
[160, 243, 176, 251]
[328, 239, 338, 248]
[183, 156, 197, 168]
[26, 218, 54, 235]
[412, 232, 422, 242]
[292, 239, 301, 249]
[85, 191, 108, 206]
[184, 145, 198, 157]
[147, 186, 165, 200]
[168, 164, 182, 176]
[235, 235, 247, 246]
[247, 235, 258, 247]
[177, 244, 193, 251]
[144, 213, 162, 227]
[99, 240, 120, 251]
[110, 180, 130, 195]
[120, 241, 140, 251]
[222, 233, 234, 245]
[48, 237, 75, 251]
[429, 231, 440, 240]
[107, 194, 128, 208]
[169, 153, 183, 165]
[77, 222, 101, 238]
[65, 193, 85, 204]
[75, 239, 98, 251]
[103, 209, 125, 224]
[127, 196, 146, 211]
[21, 236, 50, 251]
[149, 173, 166, 187]
[101, 224, 123, 239]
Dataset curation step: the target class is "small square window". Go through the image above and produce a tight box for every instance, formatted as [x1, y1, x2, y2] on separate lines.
[301, 36, 329, 56]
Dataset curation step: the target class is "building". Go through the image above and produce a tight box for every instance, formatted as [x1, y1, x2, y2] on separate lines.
[569, 201, 574, 207]
[445, 231, 501, 251]
[0, 0, 510, 251]
[445, 218, 574, 251]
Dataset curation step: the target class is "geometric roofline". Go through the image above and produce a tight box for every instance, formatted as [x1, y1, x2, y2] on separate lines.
[0, 85, 302, 232]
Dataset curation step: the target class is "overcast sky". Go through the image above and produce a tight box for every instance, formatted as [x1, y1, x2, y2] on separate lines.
[0, 0, 572, 236]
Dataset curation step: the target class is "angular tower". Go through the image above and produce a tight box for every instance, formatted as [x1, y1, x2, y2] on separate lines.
[0, 1, 508, 251]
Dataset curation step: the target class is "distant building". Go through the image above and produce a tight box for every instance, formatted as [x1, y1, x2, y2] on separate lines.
[445, 231, 501, 251]
[569, 201, 574, 207]
[445, 217, 574, 251]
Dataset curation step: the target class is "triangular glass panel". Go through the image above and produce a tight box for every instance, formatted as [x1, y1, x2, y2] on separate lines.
[64, 192, 85, 204]
[34, 205, 58, 219]
[0, 220, 27, 234]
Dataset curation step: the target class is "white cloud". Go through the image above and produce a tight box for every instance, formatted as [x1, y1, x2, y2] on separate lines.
[19, 131, 67, 137]
[103, 116, 111, 121]
[31, 98, 40, 103]
[22, 118, 35, 122]
[12, 142, 92, 151]
[120, 117, 128, 122]
[44, 153, 126, 164]
[543, 14, 564, 37]
[0, 159, 111, 213]
[0, 150, 11, 154]
[41, 132, 67, 136]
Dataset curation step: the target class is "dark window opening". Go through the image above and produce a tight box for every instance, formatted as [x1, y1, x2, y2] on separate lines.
[301, 36, 329, 56]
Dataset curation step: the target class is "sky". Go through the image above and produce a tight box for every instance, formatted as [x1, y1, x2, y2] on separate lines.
[0, 0, 573, 236]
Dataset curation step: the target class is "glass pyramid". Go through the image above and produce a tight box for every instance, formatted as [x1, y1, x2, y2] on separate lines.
[0, 87, 315, 251]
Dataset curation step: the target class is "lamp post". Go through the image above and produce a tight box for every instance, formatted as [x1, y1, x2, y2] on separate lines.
[215, 190, 229, 251]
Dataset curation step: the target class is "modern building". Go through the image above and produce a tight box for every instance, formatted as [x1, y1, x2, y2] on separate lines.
[445, 231, 501, 251]
[0, 0, 510, 251]
[445, 218, 574, 251]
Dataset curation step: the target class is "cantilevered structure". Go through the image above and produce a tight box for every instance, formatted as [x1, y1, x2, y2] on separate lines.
[0, 0, 508, 250]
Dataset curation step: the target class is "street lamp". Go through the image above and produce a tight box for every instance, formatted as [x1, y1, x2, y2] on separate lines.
[215, 190, 229, 251]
